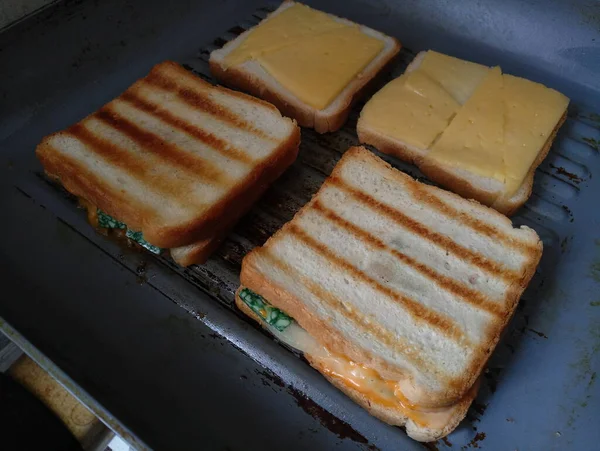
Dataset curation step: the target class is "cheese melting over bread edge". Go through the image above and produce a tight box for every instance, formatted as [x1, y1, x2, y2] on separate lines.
[238, 286, 475, 430]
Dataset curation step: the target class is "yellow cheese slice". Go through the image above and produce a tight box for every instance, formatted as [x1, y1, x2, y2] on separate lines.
[419, 50, 490, 104]
[258, 27, 384, 110]
[360, 74, 459, 149]
[222, 3, 384, 110]
[502, 75, 569, 193]
[428, 67, 506, 182]
[224, 3, 345, 67]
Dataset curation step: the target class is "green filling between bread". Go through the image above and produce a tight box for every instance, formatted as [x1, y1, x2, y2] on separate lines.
[97, 210, 162, 254]
[239, 288, 294, 332]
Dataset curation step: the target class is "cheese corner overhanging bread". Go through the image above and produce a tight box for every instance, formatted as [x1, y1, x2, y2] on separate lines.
[236, 146, 542, 442]
[357, 50, 570, 215]
[36, 60, 300, 266]
[209, 1, 400, 133]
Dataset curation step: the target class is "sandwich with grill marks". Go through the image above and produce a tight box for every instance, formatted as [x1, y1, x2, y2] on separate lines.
[236, 146, 542, 441]
[36, 61, 300, 266]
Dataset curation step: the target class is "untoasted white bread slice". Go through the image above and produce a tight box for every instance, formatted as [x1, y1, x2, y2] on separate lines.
[241, 146, 542, 410]
[235, 291, 480, 442]
[209, 1, 400, 133]
[358, 51, 568, 215]
[37, 61, 300, 249]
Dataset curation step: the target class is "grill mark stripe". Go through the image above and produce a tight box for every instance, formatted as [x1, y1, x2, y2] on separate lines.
[66, 123, 192, 201]
[95, 108, 232, 186]
[260, 250, 436, 374]
[144, 71, 274, 141]
[286, 223, 470, 345]
[405, 181, 538, 253]
[312, 200, 504, 317]
[329, 177, 519, 282]
[40, 144, 157, 224]
[120, 91, 254, 165]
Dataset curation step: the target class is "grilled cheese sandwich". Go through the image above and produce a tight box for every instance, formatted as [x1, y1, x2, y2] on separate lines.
[237, 146, 542, 441]
[36, 61, 300, 265]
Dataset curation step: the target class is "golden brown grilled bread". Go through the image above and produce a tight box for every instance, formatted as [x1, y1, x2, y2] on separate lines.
[237, 146, 542, 440]
[36, 61, 300, 262]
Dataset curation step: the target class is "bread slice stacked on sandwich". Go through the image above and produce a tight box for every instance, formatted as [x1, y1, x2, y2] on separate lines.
[236, 146, 542, 441]
[358, 50, 569, 215]
[36, 61, 300, 266]
[209, 1, 400, 133]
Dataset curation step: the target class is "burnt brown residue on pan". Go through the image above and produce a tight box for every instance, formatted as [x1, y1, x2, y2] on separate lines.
[257, 370, 377, 448]
[442, 436, 453, 447]
[483, 367, 503, 394]
[463, 432, 486, 449]
[136, 260, 147, 284]
[550, 164, 583, 183]
[472, 402, 487, 416]
[528, 328, 549, 339]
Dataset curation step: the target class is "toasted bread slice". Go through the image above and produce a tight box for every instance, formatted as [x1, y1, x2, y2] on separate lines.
[37, 61, 300, 249]
[358, 51, 568, 215]
[209, 1, 400, 133]
[235, 291, 479, 442]
[241, 146, 542, 410]
[170, 139, 296, 266]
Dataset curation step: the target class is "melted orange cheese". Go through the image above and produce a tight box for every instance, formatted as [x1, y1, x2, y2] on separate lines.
[269, 319, 462, 429]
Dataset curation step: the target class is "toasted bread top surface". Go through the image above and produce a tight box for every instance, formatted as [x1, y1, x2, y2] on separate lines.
[36, 61, 299, 248]
[242, 146, 542, 406]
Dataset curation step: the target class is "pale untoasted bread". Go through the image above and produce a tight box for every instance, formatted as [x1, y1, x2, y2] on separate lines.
[235, 293, 479, 442]
[209, 1, 400, 133]
[240, 147, 542, 413]
[37, 61, 300, 255]
[358, 51, 568, 215]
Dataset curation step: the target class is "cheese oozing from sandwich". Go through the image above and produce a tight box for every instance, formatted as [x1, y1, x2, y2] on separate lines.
[360, 50, 569, 196]
[238, 288, 472, 429]
[223, 3, 384, 110]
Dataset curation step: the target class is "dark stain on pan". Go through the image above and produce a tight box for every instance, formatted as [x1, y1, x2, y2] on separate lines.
[423, 442, 439, 451]
[469, 432, 486, 449]
[528, 328, 549, 339]
[472, 402, 487, 416]
[562, 205, 574, 221]
[135, 260, 147, 284]
[212, 37, 228, 48]
[228, 25, 246, 36]
[483, 367, 503, 394]
[550, 163, 583, 183]
[582, 137, 599, 151]
[561, 236, 570, 253]
[256, 369, 376, 448]
[442, 436, 453, 447]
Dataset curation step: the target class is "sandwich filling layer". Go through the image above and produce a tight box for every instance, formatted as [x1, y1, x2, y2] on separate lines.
[223, 3, 384, 110]
[360, 50, 569, 195]
[80, 199, 162, 254]
[238, 287, 470, 430]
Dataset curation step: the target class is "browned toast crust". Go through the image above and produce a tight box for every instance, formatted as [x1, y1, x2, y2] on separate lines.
[36, 61, 301, 249]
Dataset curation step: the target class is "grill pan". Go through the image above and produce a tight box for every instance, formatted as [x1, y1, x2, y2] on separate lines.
[0, 0, 599, 449]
